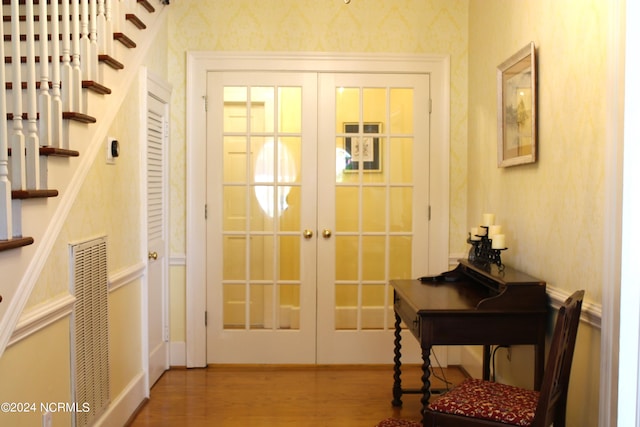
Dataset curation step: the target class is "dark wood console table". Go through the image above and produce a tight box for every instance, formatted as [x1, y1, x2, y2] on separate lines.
[391, 259, 547, 424]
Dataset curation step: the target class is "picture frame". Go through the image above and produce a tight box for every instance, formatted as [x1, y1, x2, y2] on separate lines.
[343, 122, 382, 172]
[497, 42, 537, 167]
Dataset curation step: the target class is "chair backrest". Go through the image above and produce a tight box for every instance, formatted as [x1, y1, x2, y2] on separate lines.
[532, 290, 584, 427]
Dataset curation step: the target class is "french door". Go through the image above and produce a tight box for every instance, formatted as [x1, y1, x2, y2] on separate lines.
[205, 70, 430, 364]
[316, 73, 430, 363]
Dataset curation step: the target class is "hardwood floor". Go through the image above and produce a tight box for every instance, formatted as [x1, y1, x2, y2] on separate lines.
[128, 364, 468, 427]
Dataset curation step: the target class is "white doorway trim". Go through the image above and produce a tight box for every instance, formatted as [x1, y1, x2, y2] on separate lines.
[185, 52, 451, 367]
[615, 1, 639, 425]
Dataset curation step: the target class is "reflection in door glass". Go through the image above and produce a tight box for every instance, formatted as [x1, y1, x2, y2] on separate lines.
[222, 85, 303, 331]
[253, 138, 297, 219]
[333, 85, 416, 331]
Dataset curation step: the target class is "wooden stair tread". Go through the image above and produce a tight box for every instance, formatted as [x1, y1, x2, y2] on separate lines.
[12, 189, 58, 199]
[5, 81, 52, 90]
[4, 34, 52, 42]
[3, 15, 47, 23]
[4, 55, 46, 64]
[7, 111, 97, 124]
[2, 0, 67, 4]
[98, 54, 124, 70]
[4, 80, 111, 95]
[5, 80, 111, 95]
[82, 80, 112, 95]
[137, 0, 156, 13]
[8, 146, 80, 157]
[113, 32, 136, 49]
[126, 13, 146, 30]
[0, 236, 34, 252]
[39, 146, 79, 157]
[1, 0, 161, 9]
[62, 112, 96, 123]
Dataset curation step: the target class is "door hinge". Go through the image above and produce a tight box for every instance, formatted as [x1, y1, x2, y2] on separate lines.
[202, 95, 208, 112]
[163, 325, 169, 342]
[428, 205, 432, 221]
[429, 98, 432, 114]
[205, 311, 208, 326]
[205, 204, 208, 219]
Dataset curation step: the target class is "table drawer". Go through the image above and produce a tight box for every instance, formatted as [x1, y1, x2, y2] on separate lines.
[394, 297, 420, 339]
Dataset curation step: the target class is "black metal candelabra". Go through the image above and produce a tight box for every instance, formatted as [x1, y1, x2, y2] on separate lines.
[467, 226, 507, 268]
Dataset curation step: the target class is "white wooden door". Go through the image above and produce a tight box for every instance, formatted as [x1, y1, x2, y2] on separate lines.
[316, 73, 430, 363]
[206, 70, 431, 364]
[206, 71, 319, 363]
[146, 78, 170, 385]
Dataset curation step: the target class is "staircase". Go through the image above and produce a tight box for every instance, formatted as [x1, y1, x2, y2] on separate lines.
[0, 0, 168, 354]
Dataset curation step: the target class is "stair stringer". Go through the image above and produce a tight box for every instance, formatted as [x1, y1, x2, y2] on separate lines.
[0, 5, 169, 359]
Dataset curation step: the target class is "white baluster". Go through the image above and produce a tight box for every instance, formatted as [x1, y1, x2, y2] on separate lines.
[61, 0, 74, 113]
[113, 0, 122, 33]
[11, 0, 26, 191]
[72, 0, 82, 112]
[105, 0, 114, 56]
[51, 0, 64, 148]
[81, 0, 90, 80]
[97, 0, 107, 54]
[25, 0, 41, 189]
[89, 0, 99, 82]
[0, 0, 12, 240]
[39, 0, 52, 148]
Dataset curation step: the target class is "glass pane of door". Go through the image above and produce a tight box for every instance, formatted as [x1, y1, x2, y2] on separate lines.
[207, 72, 318, 363]
[317, 73, 430, 364]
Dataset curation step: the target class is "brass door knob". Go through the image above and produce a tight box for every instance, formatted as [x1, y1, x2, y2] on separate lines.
[322, 229, 332, 239]
[148, 251, 158, 260]
[303, 229, 314, 239]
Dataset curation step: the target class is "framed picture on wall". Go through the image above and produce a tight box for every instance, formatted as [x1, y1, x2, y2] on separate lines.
[497, 42, 537, 167]
[343, 122, 382, 172]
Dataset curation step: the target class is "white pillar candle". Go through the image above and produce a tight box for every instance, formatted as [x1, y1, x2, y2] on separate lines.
[482, 213, 495, 226]
[491, 234, 506, 249]
[476, 226, 487, 236]
[470, 227, 480, 241]
[488, 224, 502, 238]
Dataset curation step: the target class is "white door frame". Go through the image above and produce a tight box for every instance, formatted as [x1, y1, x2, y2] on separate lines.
[186, 52, 451, 367]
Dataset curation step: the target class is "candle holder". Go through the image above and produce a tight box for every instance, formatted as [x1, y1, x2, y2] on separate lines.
[467, 226, 508, 268]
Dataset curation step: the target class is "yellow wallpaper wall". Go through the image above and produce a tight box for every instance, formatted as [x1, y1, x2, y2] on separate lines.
[467, 1, 612, 425]
[26, 20, 168, 307]
[468, 0, 607, 307]
[25, 82, 143, 307]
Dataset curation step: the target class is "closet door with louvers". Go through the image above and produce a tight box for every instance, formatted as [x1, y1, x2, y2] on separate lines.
[147, 89, 170, 386]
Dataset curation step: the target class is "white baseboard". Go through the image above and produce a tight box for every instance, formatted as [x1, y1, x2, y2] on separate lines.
[94, 371, 146, 427]
[170, 341, 186, 366]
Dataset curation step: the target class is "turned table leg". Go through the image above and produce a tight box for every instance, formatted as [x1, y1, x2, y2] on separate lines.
[392, 310, 403, 407]
[420, 346, 432, 425]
